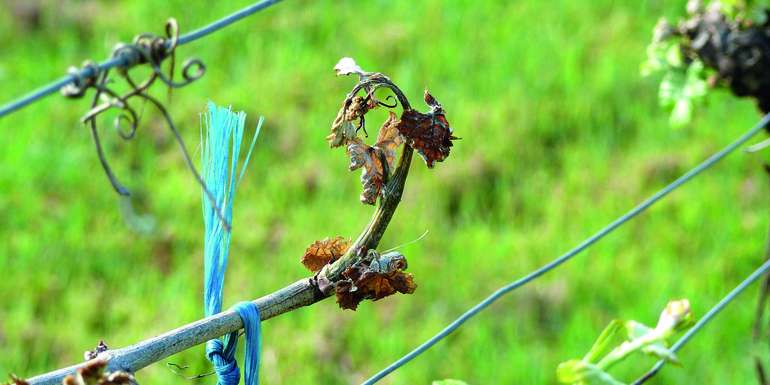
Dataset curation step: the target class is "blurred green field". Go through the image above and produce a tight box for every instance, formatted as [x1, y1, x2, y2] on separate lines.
[2, 0, 770, 384]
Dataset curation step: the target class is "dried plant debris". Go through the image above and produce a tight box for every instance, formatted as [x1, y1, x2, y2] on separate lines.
[329, 57, 457, 204]
[84, 340, 109, 361]
[328, 95, 377, 148]
[335, 250, 417, 310]
[397, 91, 458, 168]
[302, 236, 351, 272]
[62, 359, 137, 385]
[374, 112, 406, 168]
[347, 113, 405, 204]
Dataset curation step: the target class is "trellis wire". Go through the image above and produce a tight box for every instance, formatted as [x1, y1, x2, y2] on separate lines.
[0, 0, 283, 118]
[631, 257, 770, 384]
[361, 112, 770, 385]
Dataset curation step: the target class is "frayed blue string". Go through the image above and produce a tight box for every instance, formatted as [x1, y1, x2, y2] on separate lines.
[233, 302, 262, 385]
[204, 303, 261, 385]
[206, 337, 240, 385]
[201, 102, 263, 385]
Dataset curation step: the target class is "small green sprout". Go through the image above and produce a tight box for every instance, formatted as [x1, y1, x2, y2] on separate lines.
[556, 300, 694, 385]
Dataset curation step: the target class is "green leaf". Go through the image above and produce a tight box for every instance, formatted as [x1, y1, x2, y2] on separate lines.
[669, 99, 693, 128]
[658, 61, 708, 127]
[642, 343, 681, 366]
[640, 39, 680, 77]
[583, 320, 626, 364]
[624, 320, 655, 340]
[719, 0, 741, 18]
[664, 43, 683, 68]
[558, 301, 695, 384]
[432, 380, 469, 385]
[557, 360, 626, 385]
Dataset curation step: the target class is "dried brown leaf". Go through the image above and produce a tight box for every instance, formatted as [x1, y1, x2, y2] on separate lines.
[335, 251, 417, 310]
[334, 280, 361, 310]
[345, 112, 405, 205]
[327, 104, 358, 148]
[103, 372, 135, 385]
[357, 270, 398, 299]
[62, 359, 135, 385]
[301, 236, 350, 272]
[374, 111, 405, 170]
[386, 270, 417, 294]
[397, 90, 457, 168]
[326, 95, 376, 148]
[347, 139, 387, 205]
[79, 359, 107, 384]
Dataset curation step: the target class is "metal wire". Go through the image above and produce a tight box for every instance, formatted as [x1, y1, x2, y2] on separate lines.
[0, 0, 283, 118]
[631, 257, 770, 384]
[361, 112, 770, 385]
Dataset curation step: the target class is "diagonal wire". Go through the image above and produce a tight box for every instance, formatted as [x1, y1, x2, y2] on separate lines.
[631, 258, 770, 385]
[361, 112, 770, 385]
[0, 0, 283, 118]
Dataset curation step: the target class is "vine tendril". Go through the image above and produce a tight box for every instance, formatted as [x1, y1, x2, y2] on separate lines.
[60, 18, 228, 230]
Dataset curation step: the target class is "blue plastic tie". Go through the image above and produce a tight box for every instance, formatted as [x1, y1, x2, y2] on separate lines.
[201, 102, 263, 385]
[233, 302, 262, 385]
[204, 302, 262, 385]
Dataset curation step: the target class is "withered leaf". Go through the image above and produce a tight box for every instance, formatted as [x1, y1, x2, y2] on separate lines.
[102, 372, 135, 385]
[62, 359, 135, 385]
[354, 270, 395, 299]
[334, 280, 360, 310]
[387, 270, 417, 294]
[374, 111, 405, 170]
[77, 359, 106, 383]
[327, 102, 358, 148]
[327, 95, 377, 148]
[346, 113, 405, 205]
[346, 95, 371, 122]
[335, 251, 417, 310]
[347, 139, 387, 205]
[397, 90, 457, 168]
[301, 236, 350, 272]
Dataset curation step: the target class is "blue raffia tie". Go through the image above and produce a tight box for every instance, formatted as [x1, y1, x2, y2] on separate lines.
[201, 102, 263, 385]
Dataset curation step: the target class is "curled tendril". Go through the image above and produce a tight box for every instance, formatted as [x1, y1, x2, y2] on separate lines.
[58, 18, 230, 230]
[115, 112, 138, 140]
[339, 74, 412, 136]
[180, 58, 206, 83]
[377, 95, 398, 108]
[164, 18, 180, 53]
[350, 74, 412, 111]
[166, 362, 215, 380]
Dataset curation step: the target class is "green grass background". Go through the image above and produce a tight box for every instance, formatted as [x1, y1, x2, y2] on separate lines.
[1, 1, 769, 384]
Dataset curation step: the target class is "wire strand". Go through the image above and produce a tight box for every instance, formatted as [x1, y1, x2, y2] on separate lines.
[0, 0, 283, 118]
[361, 112, 770, 385]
